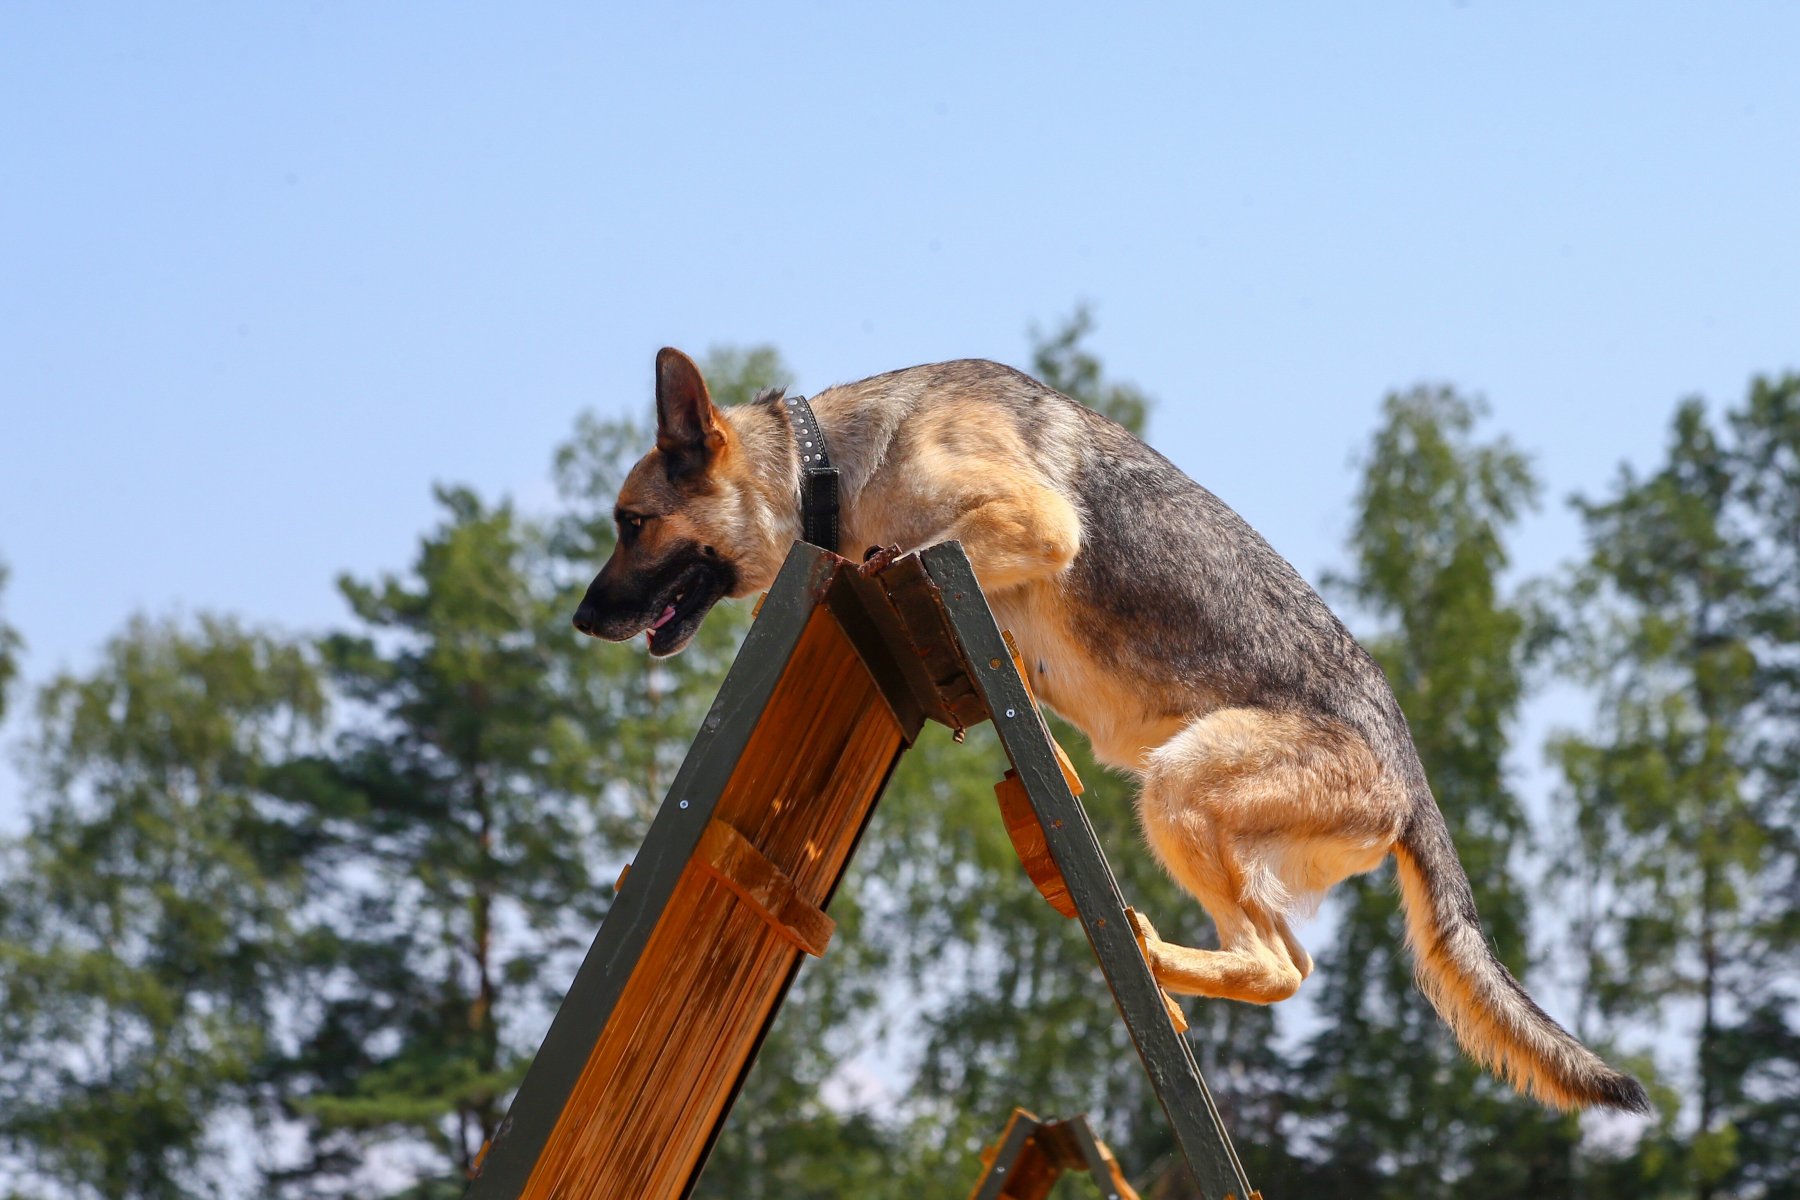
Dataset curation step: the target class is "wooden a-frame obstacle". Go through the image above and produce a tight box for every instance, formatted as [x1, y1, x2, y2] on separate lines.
[967, 1108, 1141, 1200]
[463, 541, 1258, 1200]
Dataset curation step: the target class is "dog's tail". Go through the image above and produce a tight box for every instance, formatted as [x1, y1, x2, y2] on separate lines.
[1392, 788, 1649, 1113]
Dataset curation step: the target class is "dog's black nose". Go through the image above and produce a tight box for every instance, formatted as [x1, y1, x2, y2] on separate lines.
[572, 605, 599, 636]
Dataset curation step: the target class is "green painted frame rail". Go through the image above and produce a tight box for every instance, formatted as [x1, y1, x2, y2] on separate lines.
[463, 541, 1255, 1200]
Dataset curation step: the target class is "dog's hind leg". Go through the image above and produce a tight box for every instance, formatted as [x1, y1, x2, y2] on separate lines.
[1131, 706, 1407, 1004]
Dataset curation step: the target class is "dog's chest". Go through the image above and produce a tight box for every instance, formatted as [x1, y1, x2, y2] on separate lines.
[986, 586, 1187, 773]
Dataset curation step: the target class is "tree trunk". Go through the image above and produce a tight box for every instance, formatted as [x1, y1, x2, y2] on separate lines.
[473, 762, 499, 1150]
[1697, 862, 1719, 1200]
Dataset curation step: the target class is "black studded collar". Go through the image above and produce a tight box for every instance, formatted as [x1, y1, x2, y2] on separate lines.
[780, 393, 840, 554]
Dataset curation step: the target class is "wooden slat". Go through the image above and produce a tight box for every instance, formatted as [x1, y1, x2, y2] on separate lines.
[695, 818, 834, 957]
[1056, 1116, 1143, 1200]
[995, 771, 1078, 919]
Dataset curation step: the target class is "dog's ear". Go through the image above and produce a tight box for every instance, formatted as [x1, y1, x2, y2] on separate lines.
[655, 347, 724, 478]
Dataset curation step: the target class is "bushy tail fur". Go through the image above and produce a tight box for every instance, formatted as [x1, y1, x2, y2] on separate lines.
[1393, 797, 1650, 1113]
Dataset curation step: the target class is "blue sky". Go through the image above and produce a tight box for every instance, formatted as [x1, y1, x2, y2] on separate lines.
[2, 3, 1796, 823]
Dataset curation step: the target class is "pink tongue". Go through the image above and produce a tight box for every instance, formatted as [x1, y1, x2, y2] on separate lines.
[651, 604, 677, 631]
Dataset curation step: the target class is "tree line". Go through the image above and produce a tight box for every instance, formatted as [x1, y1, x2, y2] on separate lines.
[0, 318, 1793, 1199]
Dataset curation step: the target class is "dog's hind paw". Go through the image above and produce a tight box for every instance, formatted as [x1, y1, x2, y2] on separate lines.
[1126, 906, 1164, 956]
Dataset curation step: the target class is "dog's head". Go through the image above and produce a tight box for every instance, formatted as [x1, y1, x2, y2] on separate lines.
[572, 348, 784, 656]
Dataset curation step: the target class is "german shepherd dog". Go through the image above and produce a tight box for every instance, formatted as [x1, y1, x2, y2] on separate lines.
[573, 348, 1648, 1113]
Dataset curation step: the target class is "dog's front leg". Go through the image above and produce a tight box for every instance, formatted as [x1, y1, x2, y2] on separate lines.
[920, 485, 1082, 595]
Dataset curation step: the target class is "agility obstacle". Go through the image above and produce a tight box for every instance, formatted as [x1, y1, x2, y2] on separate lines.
[462, 542, 1257, 1200]
[966, 1109, 1141, 1200]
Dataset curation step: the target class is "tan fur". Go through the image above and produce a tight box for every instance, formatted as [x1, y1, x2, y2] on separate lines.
[579, 350, 1646, 1112]
[612, 419, 797, 597]
[1129, 708, 1407, 1002]
[1391, 843, 1628, 1109]
[684, 378, 1400, 1004]
[705, 384, 1405, 1008]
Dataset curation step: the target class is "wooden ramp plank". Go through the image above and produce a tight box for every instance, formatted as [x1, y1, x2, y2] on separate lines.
[467, 542, 1255, 1200]
[967, 1109, 1054, 1200]
[467, 555, 907, 1200]
[521, 609, 903, 1199]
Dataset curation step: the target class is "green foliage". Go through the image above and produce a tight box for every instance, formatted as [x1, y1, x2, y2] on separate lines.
[0, 559, 21, 722]
[1030, 305, 1152, 436]
[1298, 386, 1578, 1198]
[2, 334, 1793, 1200]
[261, 346, 791, 1196]
[273, 488, 565, 1189]
[1725, 375, 1800, 1200]
[690, 345, 793, 409]
[1551, 376, 1800, 1199]
[0, 616, 326, 1199]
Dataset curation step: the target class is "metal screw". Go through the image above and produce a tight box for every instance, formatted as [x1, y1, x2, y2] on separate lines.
[679, 800, 689, 810]
[1005, 708, 1015, 718]
[988, 657, 1001, 668]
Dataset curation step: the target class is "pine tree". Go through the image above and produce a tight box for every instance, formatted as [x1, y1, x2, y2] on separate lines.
[1298, 386, 1578, 1198]
[1724, 375, 1800, 1199]
[258, 346, 826, 1196]
[1553, 378, 1800, 1200]
[0, 559, 21, 722]
[0, 616, 327, 1199]
[272, 486, 625, 1196]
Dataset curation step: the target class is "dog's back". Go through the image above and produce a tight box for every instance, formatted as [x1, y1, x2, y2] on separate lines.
[820, 359, 1411, 770]
[809, 358, 1646, 1113]
[587, 347, 1649, 1113]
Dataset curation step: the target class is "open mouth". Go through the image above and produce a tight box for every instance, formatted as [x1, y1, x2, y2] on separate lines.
[644, 563, 728, 656]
